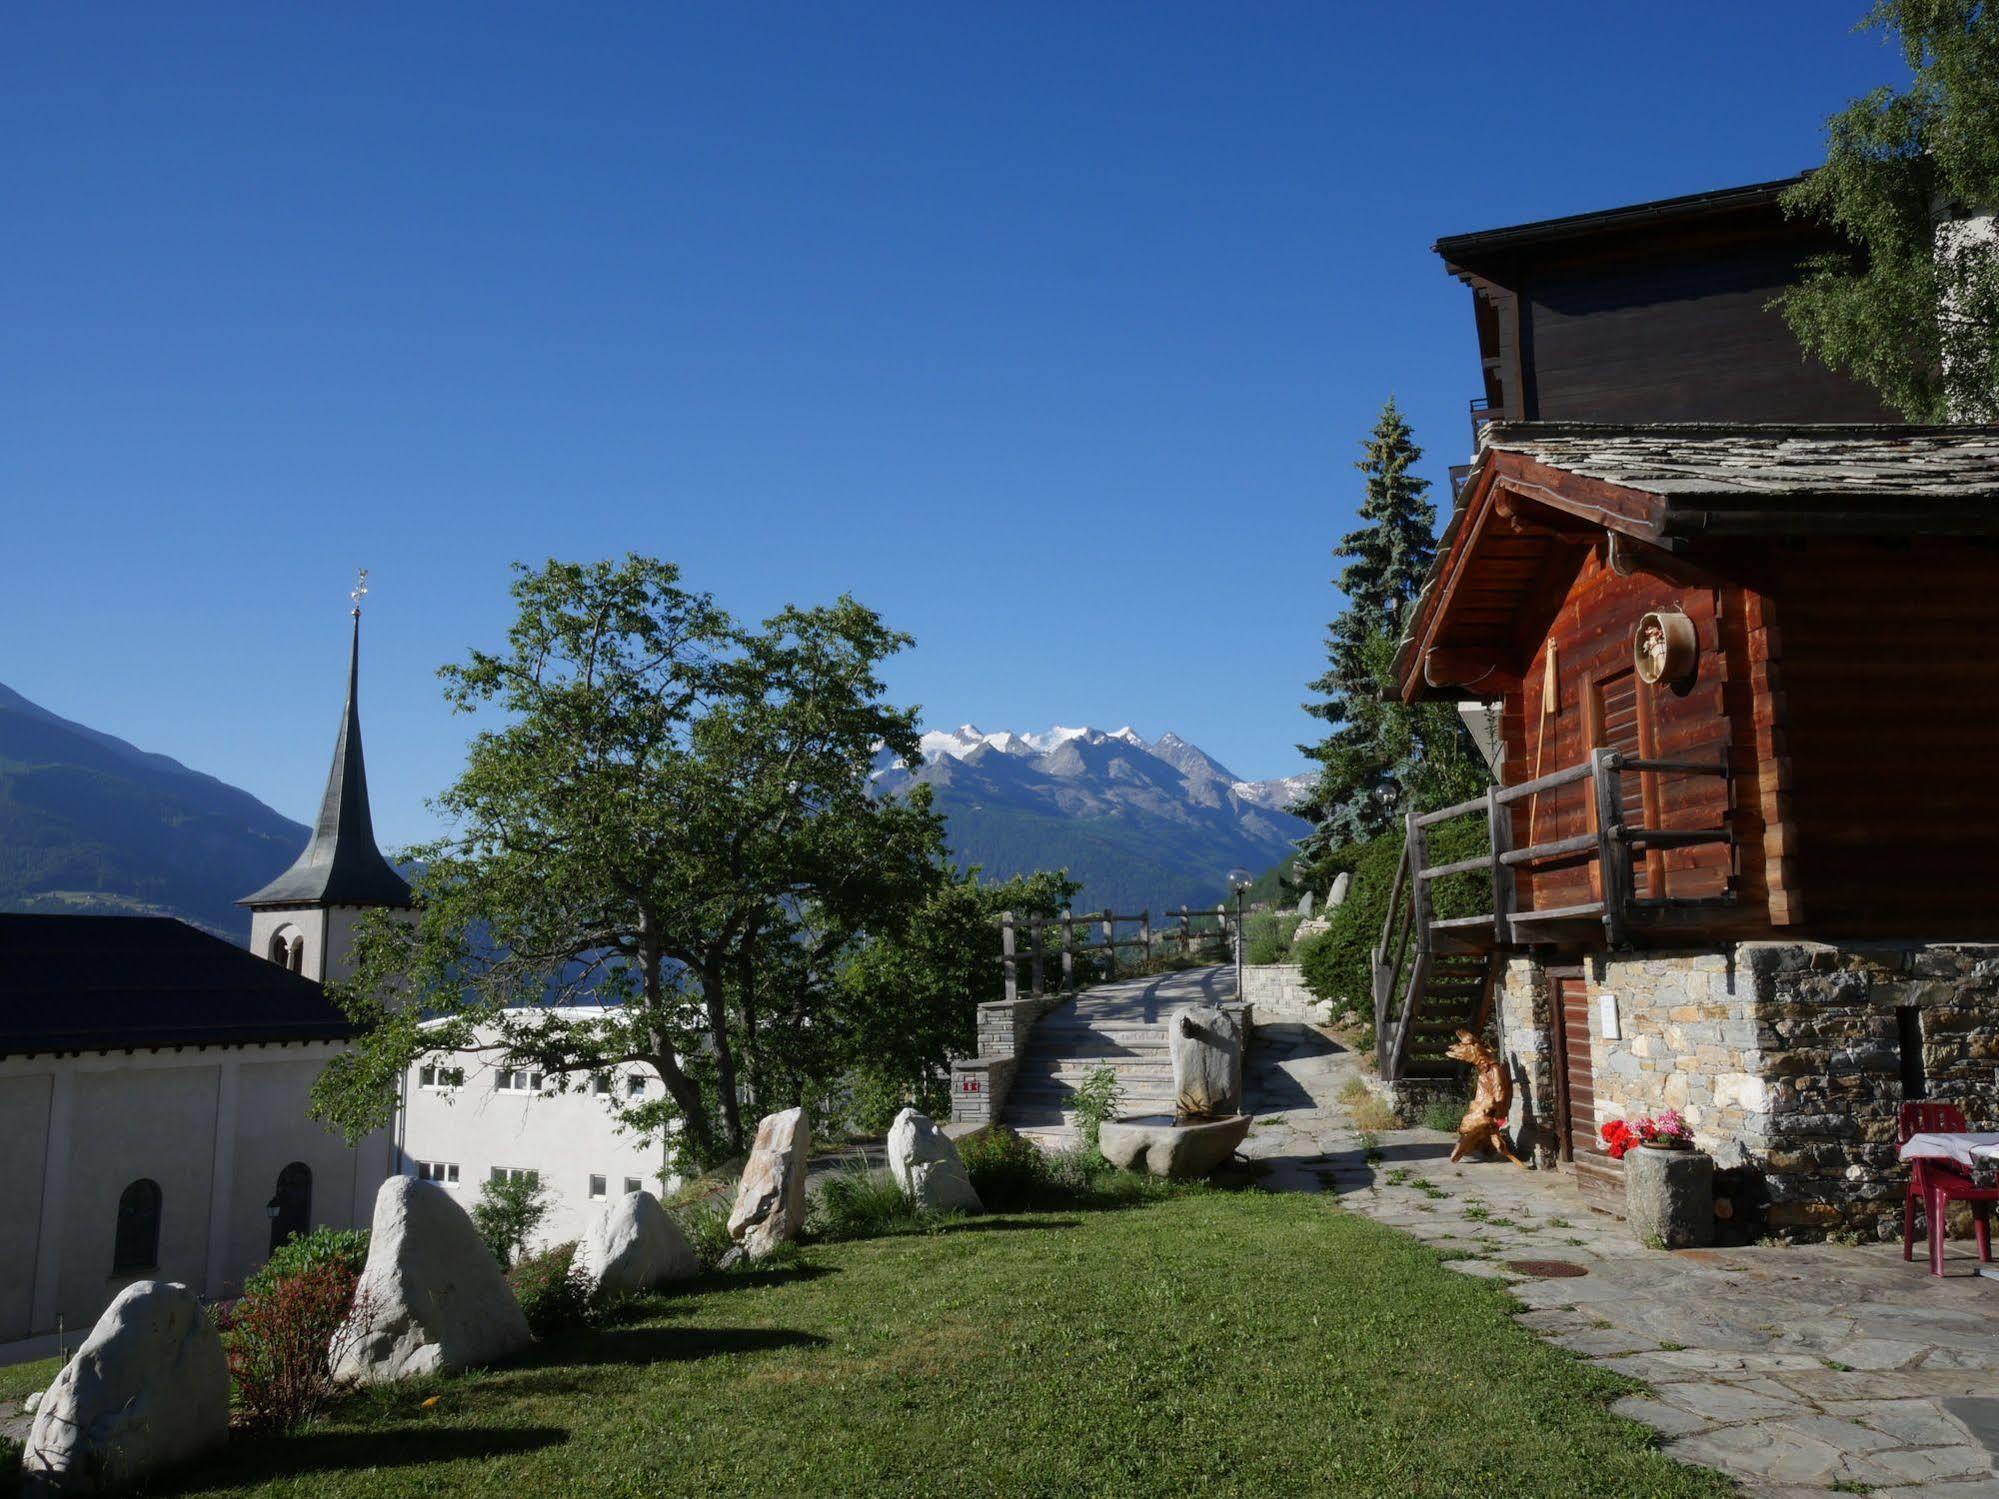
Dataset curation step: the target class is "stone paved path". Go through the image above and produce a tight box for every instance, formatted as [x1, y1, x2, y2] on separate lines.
[1243, 1021, 1999, 1496]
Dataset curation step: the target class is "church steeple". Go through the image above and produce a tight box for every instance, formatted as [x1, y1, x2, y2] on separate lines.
[242, 578, 412, 912]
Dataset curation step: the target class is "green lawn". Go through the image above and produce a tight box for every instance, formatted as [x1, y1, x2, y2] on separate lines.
[0, 1358, 57, 1405]
[133, 1191, 1727, 1498]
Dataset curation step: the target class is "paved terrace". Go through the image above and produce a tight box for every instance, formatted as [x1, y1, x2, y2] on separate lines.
[1245, 1021, 1999, 1496]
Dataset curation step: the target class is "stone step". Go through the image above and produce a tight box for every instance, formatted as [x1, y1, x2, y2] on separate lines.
[1007, 1084, 1176, 1109]
[1013, 1058, 1173, 1081]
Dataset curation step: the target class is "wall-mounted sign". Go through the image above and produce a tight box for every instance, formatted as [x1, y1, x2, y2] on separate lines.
[1598, 992, 1621, 1041]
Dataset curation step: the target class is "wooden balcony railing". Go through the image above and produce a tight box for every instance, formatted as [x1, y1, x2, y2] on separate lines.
[1371, 748, 1732, 1078]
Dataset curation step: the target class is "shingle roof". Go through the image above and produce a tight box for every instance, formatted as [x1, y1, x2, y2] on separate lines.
[241, 614, 413, 910]
[1482, 422, 1999, 501]
[0, 914, 355, 1056]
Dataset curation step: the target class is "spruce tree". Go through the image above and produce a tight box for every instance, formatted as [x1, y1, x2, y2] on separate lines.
[1295, 400, 1486, 879]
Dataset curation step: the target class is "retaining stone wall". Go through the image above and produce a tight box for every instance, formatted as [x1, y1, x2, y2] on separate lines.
[1238, 964, 1327, 1023]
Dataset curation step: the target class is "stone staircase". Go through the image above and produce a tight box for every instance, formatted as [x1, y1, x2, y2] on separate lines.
[1000, 967, 1239, 1146]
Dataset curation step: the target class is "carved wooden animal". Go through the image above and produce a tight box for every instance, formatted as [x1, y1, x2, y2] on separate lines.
[1444, 1029, 1525, 1166]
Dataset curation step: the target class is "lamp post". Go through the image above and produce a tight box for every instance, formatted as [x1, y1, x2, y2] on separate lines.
[1226, 868, 1253, 1000]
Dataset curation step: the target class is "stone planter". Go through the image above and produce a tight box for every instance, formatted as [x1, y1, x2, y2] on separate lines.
[1623, 1144, 1714, 1249]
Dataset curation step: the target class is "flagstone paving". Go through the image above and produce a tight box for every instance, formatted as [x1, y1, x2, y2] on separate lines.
[1242, 1020, 1999, 1496]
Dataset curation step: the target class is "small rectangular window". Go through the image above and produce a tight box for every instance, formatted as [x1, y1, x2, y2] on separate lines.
[416, 1160, 461, 1187]
[588, 1174, 607, 1199]
[530, 1072, 545, 1092]
[624, 1177, 643, 1196]
[420, 1064, 436, 1088]
[626, 1074, 645, 1098]
[1899, 1006, 1928, 1100]
[590, 1073, 611, 1095]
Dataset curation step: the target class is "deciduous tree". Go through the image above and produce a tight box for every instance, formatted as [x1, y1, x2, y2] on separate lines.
[1780, 0, 1999, 420]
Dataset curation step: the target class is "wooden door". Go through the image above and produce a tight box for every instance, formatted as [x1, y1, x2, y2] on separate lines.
[1588, 667, 1656, 899]
[1550, 970, 1595, 1164]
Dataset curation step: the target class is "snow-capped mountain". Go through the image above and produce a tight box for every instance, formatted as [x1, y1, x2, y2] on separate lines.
[876, 725, 1313, 913]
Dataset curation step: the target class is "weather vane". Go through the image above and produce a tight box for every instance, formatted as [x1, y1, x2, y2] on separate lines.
[350, 568, 369, 617]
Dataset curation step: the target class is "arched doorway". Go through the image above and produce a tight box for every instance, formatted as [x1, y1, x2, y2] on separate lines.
[269, 1161, 312, 1253]
[114, 1178, 162, 1274]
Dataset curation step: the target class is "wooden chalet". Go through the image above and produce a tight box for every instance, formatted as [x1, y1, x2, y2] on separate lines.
[1374, 424, 1999, 1202]
[1365, 180, 1999, 1227]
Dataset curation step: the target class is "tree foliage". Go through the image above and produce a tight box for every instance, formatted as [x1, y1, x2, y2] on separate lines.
[1779, 0, 1999, 420]
[833, 866, 1076, 1130]
[311, 556, 946, 1167]
[1294, 401, 1489, 887]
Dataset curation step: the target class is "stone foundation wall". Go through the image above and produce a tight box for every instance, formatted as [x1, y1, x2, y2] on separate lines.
[1489, 941, 1999, 1239]
[1740, 942, 1999, 1238]
[1495, 956, 1559, 1166]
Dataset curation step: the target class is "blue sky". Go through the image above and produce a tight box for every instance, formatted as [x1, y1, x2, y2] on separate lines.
[2, 3, 1907, 847]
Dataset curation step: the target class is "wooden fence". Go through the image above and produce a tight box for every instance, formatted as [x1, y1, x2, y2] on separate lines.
[999, 905, 1235, 1002]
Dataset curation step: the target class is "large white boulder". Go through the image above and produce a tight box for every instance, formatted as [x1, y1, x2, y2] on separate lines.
[886, 1108, 983, 1213]
[581, 1190, 699, 1295]
[727, 1107, 811, 1259]
[21, 1280, 228, 1494]
[1169, 1004, 1243, 1119]
[330, 1176, 531, 1385]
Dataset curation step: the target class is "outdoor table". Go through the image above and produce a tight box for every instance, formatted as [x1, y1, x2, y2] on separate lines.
[1899, 1133, 1999, 1278]
[1899, 1132, 1999, 1169]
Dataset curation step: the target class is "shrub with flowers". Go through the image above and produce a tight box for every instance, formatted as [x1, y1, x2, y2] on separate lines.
[1599, 1109, 1693, 1160]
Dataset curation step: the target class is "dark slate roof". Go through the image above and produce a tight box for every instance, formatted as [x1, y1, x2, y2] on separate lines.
[241, 614, 413, 910]
[0, 914, 355, 1056]
[1481, 422, 1999, 501]
[1392, 422, 1999, 694]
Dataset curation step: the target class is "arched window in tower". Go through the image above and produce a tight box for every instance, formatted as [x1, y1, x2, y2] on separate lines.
[287, 935, 305, 974]
[268, 930, 290, 966]
[113, 1178, 162, 1274]
[268, 1161, 312, 1253]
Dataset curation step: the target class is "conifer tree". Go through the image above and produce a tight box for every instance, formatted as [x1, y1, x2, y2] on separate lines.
[1295, 400, 1486, 877]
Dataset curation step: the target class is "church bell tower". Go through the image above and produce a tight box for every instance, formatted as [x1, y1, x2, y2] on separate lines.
[241, 571, 413, 985]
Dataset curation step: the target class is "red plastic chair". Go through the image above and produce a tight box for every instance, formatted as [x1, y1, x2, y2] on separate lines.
[1899, 1102, 1999, 1275]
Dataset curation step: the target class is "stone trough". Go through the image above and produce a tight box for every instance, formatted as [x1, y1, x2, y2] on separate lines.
[1098, 1110, 1252, 1178]
[1097, 1001, 1251, 1179]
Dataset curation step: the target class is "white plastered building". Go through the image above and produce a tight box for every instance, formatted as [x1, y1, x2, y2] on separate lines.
[397, 1017, 682, 1253]
[0, 607, 409, 1361]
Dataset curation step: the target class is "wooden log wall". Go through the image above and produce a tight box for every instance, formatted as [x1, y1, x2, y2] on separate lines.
[1757, 537, 1999, 940]
[1499, 544, 1754, 924]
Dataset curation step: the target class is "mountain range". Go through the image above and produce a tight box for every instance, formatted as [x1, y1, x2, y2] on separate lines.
[0, 683, 1313, 939]
[874, 724, 1312, 915]
[0, 682, 309, 939]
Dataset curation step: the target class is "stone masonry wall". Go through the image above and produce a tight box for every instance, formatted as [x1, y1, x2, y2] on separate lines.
[1495, 956, 1558, 1166]
[1489, 942, 1999, 1239]
[1238, 964, 1328, 1023]
[1740, 942, 1999, 1239]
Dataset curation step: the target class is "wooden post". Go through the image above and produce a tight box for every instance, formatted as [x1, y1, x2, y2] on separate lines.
[1486, 785, 1515, 946]
[1179, 905, 1190, 959]
[1000, 910, 1017, 1004]
[1406, 811, 1433, 953]
[1140, 910, 1151, 968]
[1593, 748, 1630, 947]
[1101, 908, 1115, 980]
[1029, 919, 1045, 999]
[1060, 908, 1075, 993]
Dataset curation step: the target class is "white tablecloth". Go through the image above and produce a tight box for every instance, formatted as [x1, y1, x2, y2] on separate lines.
[1899, 1132, 1999, 1168]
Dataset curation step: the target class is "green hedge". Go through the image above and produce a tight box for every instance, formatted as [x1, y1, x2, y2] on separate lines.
[1295, 818, 1489, 1027]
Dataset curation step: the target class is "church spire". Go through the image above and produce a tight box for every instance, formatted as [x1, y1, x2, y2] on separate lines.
[241, 574, 412, 910]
